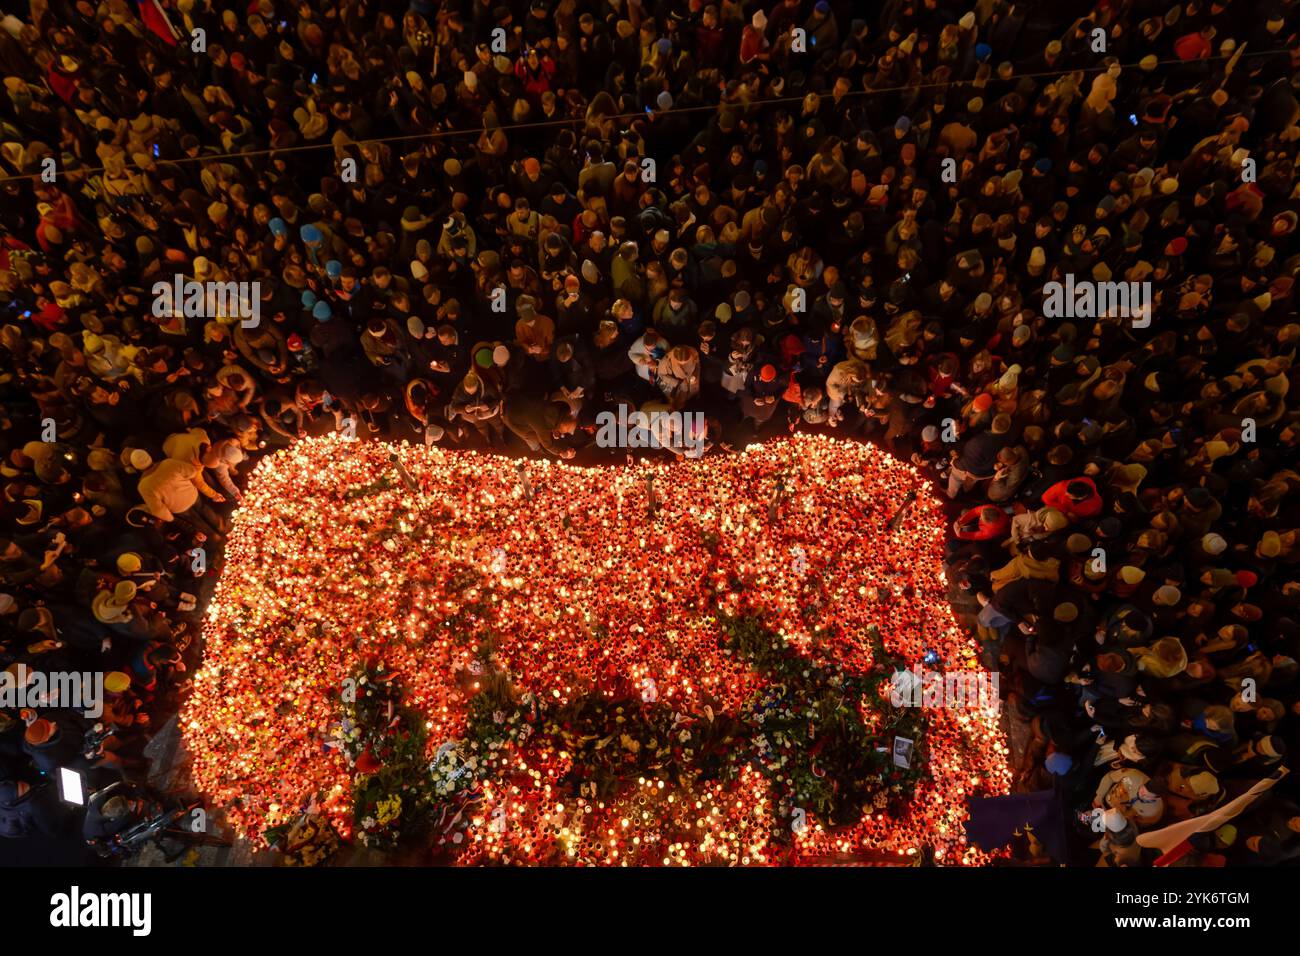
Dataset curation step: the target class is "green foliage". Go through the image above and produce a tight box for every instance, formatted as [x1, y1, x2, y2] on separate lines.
[338, 665, 439, 850]
[719, 615, 929, 831]
[343, 614, 928, 853]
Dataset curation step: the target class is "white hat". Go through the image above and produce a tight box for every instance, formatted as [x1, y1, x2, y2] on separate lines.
[0, 14, 25, 39]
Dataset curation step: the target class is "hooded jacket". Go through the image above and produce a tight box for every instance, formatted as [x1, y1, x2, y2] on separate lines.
[137, 458, 214, 521]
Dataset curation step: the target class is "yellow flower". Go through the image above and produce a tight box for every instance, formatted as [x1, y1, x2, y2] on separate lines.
[376, 794, 403, 825]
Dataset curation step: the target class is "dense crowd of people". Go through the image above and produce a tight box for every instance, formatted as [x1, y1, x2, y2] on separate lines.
[2, 0, 1299, 865]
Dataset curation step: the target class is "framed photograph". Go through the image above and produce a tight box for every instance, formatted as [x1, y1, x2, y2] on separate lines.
[893, 736, 915, 769]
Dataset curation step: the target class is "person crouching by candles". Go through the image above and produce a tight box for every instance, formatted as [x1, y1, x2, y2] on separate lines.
[502, 392, 578, 459]
[135, 452, 226, 543]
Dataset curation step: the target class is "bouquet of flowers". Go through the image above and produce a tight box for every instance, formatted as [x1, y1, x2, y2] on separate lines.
[340, 664, 438, 850]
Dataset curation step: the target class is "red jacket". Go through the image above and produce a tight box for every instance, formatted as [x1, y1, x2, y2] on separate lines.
[955, 506, 1009, 541]
[1042, 477, 1103, 520]
[46, 62, 78, 105]
[1173, 31, 1211, 61]
[514, 58, 556, 101]
[136, 0, 180, 46]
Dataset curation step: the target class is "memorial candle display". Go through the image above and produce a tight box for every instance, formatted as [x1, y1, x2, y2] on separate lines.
[182, 433, 1009, 864]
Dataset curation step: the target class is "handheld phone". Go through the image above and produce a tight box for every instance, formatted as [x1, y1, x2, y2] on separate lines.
[59, 767, 85, 805]
[1128, 113, 1138, 125]
[152, 143, 160, 157]
[311, 73, 318, 84]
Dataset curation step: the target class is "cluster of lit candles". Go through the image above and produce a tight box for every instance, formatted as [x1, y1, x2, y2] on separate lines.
[181, 433, 1009, 864]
